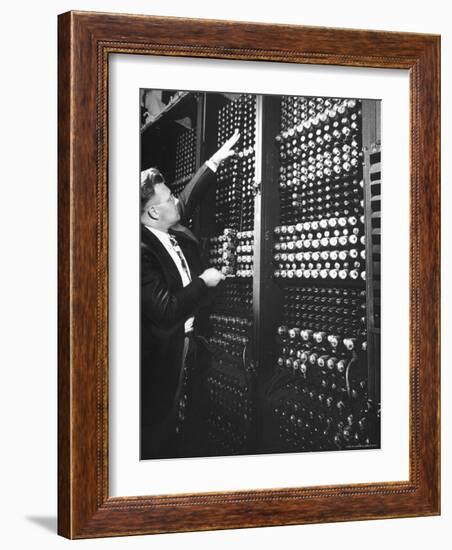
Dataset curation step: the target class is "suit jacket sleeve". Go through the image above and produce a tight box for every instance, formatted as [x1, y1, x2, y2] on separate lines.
[141, 251, 209, 331]
[177, 162, 216, 223]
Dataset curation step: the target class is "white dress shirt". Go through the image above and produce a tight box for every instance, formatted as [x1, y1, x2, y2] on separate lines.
[145, 226, 194, 333]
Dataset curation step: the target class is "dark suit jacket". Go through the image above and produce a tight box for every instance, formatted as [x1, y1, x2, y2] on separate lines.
[140, 163, 215, 459]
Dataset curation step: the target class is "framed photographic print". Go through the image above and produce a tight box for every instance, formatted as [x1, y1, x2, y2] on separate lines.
[58, 11, 440, 538]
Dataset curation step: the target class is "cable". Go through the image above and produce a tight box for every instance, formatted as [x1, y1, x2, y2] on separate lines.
[345, 351, 358, 399]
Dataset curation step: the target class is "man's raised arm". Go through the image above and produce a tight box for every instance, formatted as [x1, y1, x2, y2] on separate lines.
[177, 130, 240, 223]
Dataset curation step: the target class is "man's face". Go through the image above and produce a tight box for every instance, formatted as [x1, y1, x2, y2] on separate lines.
[146, 183, 180, 227]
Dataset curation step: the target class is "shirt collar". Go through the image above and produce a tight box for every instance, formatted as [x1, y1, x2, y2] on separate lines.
[145, 225, 171, 242]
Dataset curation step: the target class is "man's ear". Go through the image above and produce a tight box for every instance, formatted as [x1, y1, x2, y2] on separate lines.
[147, 206, 159, 221]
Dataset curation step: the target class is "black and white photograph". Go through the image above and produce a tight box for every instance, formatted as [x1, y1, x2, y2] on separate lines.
[139, 89, 381, 460]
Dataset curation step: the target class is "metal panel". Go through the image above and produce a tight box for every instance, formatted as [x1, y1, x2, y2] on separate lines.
[361, 99, 381, 404]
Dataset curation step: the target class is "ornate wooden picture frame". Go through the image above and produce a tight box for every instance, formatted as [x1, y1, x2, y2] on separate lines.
[58, 11, 440, 538]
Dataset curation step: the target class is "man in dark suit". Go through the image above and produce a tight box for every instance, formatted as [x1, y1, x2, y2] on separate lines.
[140, 130, 240, 459]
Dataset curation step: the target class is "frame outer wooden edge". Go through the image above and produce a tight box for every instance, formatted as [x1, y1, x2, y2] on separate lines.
[414, 36, 441, 514]
[57, 11, 441, 539]
[57, 11, 72, 539]
[59, 11, 105, 537]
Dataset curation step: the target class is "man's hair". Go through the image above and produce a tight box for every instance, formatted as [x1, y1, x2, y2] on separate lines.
[140, 167, 165, 213]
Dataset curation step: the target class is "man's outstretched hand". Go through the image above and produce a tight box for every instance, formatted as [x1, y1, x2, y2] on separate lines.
[199, 268, 225, 288]
[209, 129, 240, 167]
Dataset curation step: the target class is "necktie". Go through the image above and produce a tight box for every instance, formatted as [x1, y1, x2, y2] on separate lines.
[169, 234, 192, 281]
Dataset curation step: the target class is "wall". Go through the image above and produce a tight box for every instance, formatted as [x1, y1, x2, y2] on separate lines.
[0, 0, 449, 548]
